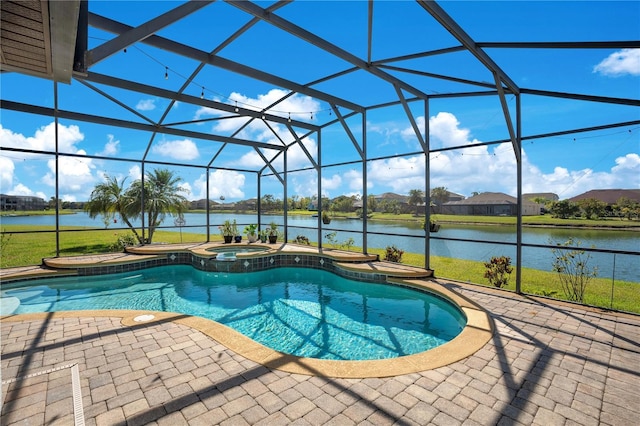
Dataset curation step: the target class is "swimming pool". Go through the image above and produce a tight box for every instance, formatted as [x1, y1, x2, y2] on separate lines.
[1, 265, 466, 361]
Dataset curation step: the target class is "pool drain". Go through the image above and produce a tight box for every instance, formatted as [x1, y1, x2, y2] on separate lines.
[133, 314, 155, 322]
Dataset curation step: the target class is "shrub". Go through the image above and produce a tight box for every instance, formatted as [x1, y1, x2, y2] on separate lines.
[109, 232, 137, 252]
[384, 245, 404, 263]
[550, 238, 598, 303]
[341, 237, 355, 251]
[483, 256, 513, 288]
[293, 235, 310, 245]
[324, 231, 338, 247]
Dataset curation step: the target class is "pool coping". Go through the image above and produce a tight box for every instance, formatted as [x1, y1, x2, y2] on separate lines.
[0, 244, 493, 378]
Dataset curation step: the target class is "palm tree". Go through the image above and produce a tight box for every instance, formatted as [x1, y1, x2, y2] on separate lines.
[84, 175, 143, 243]
[127, 168, 189, 243]
[430, 186, 449, 214]
[408, 189, 424, 216]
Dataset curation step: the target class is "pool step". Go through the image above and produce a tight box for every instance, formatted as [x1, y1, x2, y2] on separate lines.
[43, 253, 165, 269]
[335, 261, 433, 279]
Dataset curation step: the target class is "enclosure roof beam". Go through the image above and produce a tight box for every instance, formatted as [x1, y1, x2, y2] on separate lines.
[1, 100, 284, 151]
[378, 64, 498, 90]
[285, 125, 319, 170]
[520, 88, 640, 107]
[86, 1, 214, 67]
[76, 78, 156, 125]
[394, 85, 427, 152]
[372, 46, 467, 66]
[225, 0, 432, 100]
[493, 72, 520, 162]
[331, 104, 364, 159]
[416, 0, 519, 95]
[77, 72, 319, 131]
[476, 41, 640, 49]
[87, 13, 364, 113]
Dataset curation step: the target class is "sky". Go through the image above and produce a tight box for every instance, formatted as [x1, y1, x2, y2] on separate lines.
[0, 1, 638, 204]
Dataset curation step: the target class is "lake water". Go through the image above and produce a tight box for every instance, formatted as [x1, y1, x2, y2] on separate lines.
[2, 212, 638, 282]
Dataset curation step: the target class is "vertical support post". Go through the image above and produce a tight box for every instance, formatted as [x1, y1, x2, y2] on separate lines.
[424, 99, 431, 270]
[257, 171, 262, 231]
[54, 81, 60, 257]
[362, 110, 368, 253]
[317, 130, 323, 248]
[515, 95, 522, 294]
[141, 162, 146, 244]
[610, 254, 616, 309]
[283, 148, 288, 242]
[205, 166, 210, 242]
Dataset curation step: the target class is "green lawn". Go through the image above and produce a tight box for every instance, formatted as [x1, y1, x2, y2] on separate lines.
[2, 224, 638, 314]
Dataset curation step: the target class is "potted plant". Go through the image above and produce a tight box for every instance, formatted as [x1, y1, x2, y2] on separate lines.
[219, 219, 237, 243]
[267, 222, 280, 244]
[423, 219, 440, 233]
[322, 211, 331, 224]
[244, 223, 258, 243]
[259, 228, 269, 243]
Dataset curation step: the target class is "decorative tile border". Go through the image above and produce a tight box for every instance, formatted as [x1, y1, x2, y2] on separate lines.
[60, 251, 389, 283]
[4, 247, 421, 287]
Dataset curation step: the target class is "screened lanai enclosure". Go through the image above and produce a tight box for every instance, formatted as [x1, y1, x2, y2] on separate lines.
[1, 1, 639, 311]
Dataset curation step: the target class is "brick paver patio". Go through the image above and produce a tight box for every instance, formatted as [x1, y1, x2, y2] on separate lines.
[2, 281, 639, 425]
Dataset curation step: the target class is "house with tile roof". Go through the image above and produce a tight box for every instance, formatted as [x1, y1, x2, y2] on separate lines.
[442, 192, 540, 216]
[569, 189, 640, 205]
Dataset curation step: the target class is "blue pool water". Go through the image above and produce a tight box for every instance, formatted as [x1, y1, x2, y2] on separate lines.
[1, 265, 466, 360]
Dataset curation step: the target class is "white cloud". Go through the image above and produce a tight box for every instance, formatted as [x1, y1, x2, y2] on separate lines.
[151, 139, 199, 160]
[0, 122, 84, 155]
[0, 123, 97, 199]
[136, 99, 156, 111]
[369, 120, 404, 147]
[178, 181, 192, 199]
[229, 133, 318, 172]
[593, 49, 640, 76]
[288, 170, 343, 198]
[523, 152, 640, 198]
[428, 112, 483, 149]
[343, 169, 371, 191]
[96, 134, 120, 156]
[393, 112, 639, 199]
[0, 156, 15, 191]
[611, 152, 640, 173]
[322, 174, 342, 191]
[283, 135, 318, 170]
[201, 89, 320, 121]
[234, 146, 281, 170]
[368, 156, 426, 193]
[291, 170, 318, 196]
[400, 115, 425, 141]
[192, 169, 245, 200]
[195, 89, 321, 136]
[128, 165, 142, 181]
[42, 151, 95, 194]
[8, 183, 47, 200]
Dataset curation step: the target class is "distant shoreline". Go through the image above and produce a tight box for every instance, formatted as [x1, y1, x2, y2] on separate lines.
[2, 209, 638, 232]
